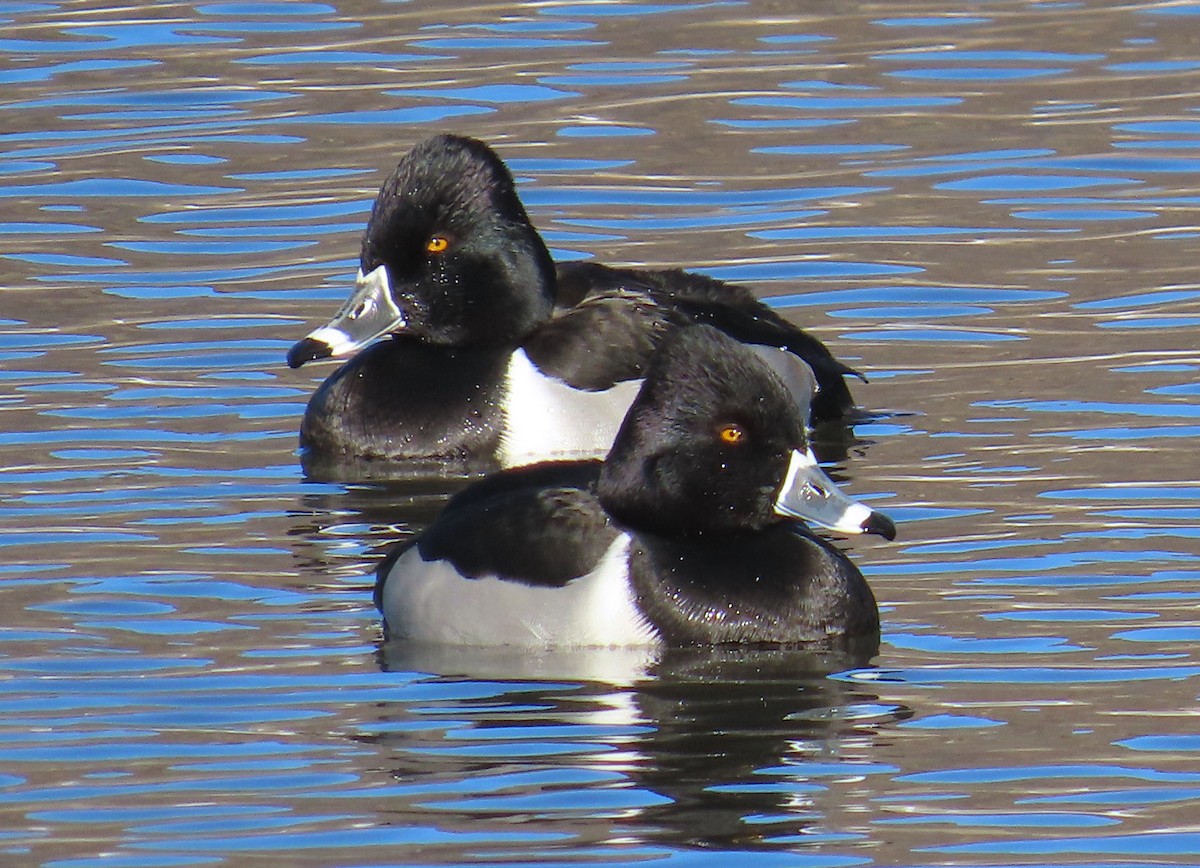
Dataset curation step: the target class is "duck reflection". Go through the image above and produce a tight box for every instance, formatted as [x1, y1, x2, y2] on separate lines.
[360, 639, 904, 852]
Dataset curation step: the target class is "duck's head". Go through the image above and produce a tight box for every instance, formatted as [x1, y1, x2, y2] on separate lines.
[598, 325, 896, 540]
[288, 135, 556, 368]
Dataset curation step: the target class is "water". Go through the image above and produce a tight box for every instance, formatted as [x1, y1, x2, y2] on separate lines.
[3, 0, 1199, 864]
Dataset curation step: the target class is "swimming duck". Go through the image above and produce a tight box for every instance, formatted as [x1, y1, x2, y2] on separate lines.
[288, 134, 863, 474]
[375, 325, 893, 647]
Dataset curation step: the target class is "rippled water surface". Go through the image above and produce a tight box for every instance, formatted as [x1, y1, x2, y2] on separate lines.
[3, 1, 1199, 865]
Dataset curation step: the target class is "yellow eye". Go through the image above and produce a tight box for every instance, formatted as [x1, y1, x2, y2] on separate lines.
[718, 424, 746, 445]
[426, 235, 450, 254]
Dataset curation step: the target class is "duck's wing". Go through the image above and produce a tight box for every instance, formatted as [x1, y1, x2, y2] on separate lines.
[374, 461, 616, 613]
[553, 262, 860, 421]
[525, 278, 680, 390]
[637, 268, 861, 417]
[654, 290, 859, 421]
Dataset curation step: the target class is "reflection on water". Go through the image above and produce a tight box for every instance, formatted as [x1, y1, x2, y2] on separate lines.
[3, 0, 1199, 865]
[371, 644, 892, 854]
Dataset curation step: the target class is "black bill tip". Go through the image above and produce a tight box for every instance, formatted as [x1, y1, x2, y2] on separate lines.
[863, 511, 897, 541]
[287, 337, 333, 369]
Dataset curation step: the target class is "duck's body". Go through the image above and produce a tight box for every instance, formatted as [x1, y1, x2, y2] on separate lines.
[377, 463, 881, 646]
[288, 135, 861, 474]
[375, 326, 894, 648]
[298, 340, 644, 473]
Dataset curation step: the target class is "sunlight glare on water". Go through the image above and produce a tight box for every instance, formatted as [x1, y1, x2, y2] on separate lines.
[1, 1, 1199, 865]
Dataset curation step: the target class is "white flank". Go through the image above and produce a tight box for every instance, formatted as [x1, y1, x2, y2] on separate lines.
[498, 349, 643, 467]
[381, 535, 658, 647]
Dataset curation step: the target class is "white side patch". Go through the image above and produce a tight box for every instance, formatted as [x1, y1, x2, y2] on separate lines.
[381, 535, 658, 648]
[498, 349, 643, 468]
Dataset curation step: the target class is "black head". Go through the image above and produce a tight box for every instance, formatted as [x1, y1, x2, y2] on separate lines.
[597, 325, 896, 541]
[597, 325, 810, 536]
[360, 134, 556, 346]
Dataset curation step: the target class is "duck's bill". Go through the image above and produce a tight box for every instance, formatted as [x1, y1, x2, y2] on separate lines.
[286, 265, 405, 368]
[774, 448, 896, 540]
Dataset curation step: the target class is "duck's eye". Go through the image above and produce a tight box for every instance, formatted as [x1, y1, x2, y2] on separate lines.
[426, 235, 450, 254]
[717, 423, 746, 445]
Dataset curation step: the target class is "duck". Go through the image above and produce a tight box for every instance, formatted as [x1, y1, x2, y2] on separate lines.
[374, 325, 894, 647]
[287, 134, 864, 476]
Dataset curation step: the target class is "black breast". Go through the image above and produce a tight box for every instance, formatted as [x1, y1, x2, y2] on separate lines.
[298, 339, 508, 468]
[627, 525, 879, 645]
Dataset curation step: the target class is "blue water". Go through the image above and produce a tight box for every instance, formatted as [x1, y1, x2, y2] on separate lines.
[2, 1, 1199, 865]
